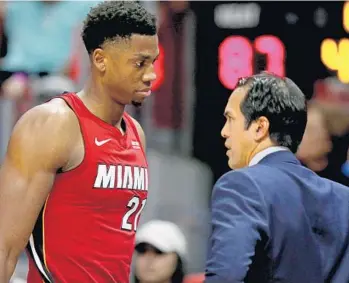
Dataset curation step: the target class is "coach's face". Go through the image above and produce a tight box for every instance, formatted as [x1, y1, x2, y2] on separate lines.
[222, 87, 267, 169]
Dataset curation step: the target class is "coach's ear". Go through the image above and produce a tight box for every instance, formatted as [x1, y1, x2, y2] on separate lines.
[92, 48, 106, 73]
[253, 116, 270, 142]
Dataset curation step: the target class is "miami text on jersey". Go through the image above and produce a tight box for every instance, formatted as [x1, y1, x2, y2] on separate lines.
[93, 164, 148, 190]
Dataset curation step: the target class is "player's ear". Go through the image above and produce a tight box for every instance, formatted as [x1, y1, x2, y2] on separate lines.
[92, 48, 106, 73]
[253, 116, 270, 142]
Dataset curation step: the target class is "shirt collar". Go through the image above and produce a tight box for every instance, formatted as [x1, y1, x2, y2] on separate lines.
[249, 146, 289, 166]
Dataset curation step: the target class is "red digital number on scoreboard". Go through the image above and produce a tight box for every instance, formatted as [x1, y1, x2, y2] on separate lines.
[218, 35, 286, 89]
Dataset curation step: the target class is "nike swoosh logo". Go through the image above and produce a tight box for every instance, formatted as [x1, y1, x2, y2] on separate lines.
[95, 138, 112, 146]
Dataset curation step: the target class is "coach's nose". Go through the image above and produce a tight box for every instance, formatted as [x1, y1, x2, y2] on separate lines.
[221, 122, 229, 138]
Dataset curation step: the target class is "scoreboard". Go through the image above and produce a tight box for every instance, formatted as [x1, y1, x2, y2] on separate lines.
[192, 1, 349, 96]
[191, 1, 349, 181]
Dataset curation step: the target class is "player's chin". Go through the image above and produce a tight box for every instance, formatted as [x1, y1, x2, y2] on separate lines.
[131, 96, 148, 108]
[131, 100, 143, 108]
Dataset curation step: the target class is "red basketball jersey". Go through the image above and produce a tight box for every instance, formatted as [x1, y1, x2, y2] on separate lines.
[26, 93, 149, 283]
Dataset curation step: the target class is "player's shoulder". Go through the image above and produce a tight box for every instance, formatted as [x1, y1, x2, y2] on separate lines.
[17, 98, 76, 129]
[12, 98, 79, 147]
[126, 113, 146, 149]
[35, 98, 75, 119]
[7, 98, 78, 167]
[126, 113, 143, 132]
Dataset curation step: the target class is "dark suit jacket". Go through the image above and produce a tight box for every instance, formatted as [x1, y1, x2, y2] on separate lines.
[205, 150, 349, 283]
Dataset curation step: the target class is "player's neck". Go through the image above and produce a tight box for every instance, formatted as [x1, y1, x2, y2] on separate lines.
[79, 79, 125, 127]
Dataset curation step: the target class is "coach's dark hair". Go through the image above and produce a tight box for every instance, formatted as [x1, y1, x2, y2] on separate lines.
[237, 72, 307, 153]
[133, 251, 185, 283]
[81, 1, 157, 54]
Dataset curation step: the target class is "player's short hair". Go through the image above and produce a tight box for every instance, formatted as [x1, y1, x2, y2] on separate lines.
[237, 72, 307, 153]
[81, 1, 157, 54]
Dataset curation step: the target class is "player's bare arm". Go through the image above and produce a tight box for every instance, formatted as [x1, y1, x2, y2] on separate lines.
[0, 99, 78, 282]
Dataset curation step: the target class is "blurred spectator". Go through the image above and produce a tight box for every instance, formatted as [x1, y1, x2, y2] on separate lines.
[297, 103, 333, 172]
[297, 76, 349, 186]
[0, 1, 99, 100]
[133, 220, 187, 283]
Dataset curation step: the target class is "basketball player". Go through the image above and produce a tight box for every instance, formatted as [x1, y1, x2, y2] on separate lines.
[0, 1, 158, 282]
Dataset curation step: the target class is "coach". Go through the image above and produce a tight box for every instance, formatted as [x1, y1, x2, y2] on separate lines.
[205, 72, 349, 283]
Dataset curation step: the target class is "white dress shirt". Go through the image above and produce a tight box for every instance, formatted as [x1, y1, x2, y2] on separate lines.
[249, 146, 289, 166]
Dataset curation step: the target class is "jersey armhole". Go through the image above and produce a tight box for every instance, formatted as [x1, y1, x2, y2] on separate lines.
[52, 96, 89, 174]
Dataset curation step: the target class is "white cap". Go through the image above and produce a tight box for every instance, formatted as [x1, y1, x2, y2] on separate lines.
[136, 220, 187, 259]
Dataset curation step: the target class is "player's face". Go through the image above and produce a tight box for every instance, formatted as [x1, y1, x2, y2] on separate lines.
[135, 244, 177, 282]
[221, 87, 260, 169]
[95, 34, 159, 106]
